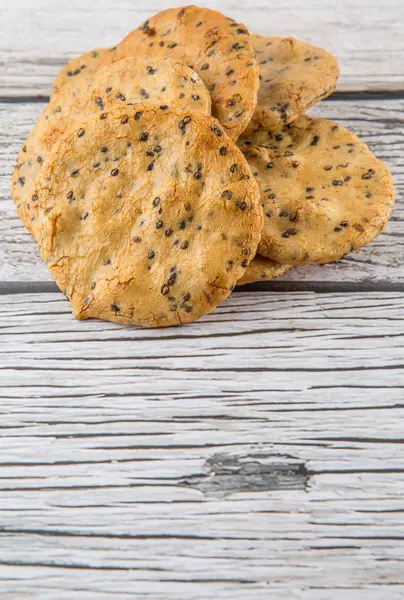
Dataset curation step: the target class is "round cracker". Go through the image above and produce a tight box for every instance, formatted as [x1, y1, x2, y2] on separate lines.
[52, 47, 115, 98]
[12, 57, 211, 235]
[238, 115, 395, 265]
[113, 6, 259, 140]
[237, 256, 292, 286]
[32, 105, 263, 327]
[249, 35, 339, 130]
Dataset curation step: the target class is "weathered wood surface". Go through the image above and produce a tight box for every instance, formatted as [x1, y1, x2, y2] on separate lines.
[1, 0, 404, 96]
[1, 291, 404, 598]
[1, 98, 403, 286]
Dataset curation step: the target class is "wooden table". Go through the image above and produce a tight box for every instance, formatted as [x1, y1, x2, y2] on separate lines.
[1, 1, 403, 597]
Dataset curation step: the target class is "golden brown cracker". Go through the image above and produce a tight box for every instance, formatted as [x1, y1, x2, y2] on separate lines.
[32, 105, 263, 327]
[239, 116, 395, 265]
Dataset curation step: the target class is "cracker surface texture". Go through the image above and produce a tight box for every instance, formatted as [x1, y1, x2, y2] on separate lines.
[239, 115, 395, 265]
[12, 57, 211, 234]
[114, 5, 260, 140]
[250, 35, 339, 129]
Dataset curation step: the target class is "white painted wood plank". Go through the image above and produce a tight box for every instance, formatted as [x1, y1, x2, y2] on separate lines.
[0, 290, 403, 597]
[1, 0, 402, 96]
[1, 99, 402, 284]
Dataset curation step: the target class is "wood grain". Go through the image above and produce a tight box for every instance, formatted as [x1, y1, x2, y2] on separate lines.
[1, 99, 402, 285]
[1, 0, 404, 96]
[1, 291, 404, 597]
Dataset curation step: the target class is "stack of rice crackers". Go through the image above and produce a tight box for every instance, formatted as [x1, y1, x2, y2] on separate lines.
[11, 5, 395, 327]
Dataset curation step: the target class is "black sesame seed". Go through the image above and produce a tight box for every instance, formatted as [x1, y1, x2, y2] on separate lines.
[70, 169, 79, 177]
[100, 113, 107, 120]
[110, 304, 120, 312]
[184, 305, 193, 313]
[236, 201, 247, 210]
[153, 197, 160, 207]
[226, 261, 234, 271]
[77, 128, 85, 137]
[82, 212, 89, 220]
[180, 241, 188, 249]
[324, 165, 333, 171]
[165, 228, 173, 237]
[105, 87, 112, 93]
[266, 162, 274, 169]
[183, 293, 191, 302]
[340, 221, 349, 227]
[31, 194, 38, 202]
[212, 125, 223, 136]
[111, 169, 119, 176]
[167, 273, 177, 285]
[200, 63, 209, 70]
[147, 163, 154, 171]
[67, 191, 74, 200]
[334, 226, 342, 232]
[132, 236, 142, 243]
[135, 111, 142, 120]
[240, 259, 248, 268]
[93, 162, 100, 168]
[95, 96, 104, 110]
[292, 161, 299, 168]
[104, 258, 111, 266]
[219, 146, 227, 156]
[101, 146, 108, 153]
[311, 135, 320, 145]
[160, 105, 168, 110]
[332, 180, 343, 186]
[90, 282, 96, 290]
[179, 220, 186, 229]
[121, 116, 129, 124]
[161, 285, 169, 295]
[148, 250, 155, 259]
[222, 190, 233, 200]
[156, 220, 163, 229]
[275, 134, 283, 141]
[230, 163, 238, 173]
[140, 132, 149, 141]
[194, 171, 202, 180]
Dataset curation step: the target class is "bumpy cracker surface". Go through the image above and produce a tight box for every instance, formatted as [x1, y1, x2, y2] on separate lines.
[239, 115, 395, 265]
[113, 5, 259, 140]
[12, 57, 211, 234]
[32, 105, 262, 327]
[52, 48, 115, 98]
[237, 257, 291, 286]
[250, 35, 339, 130]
